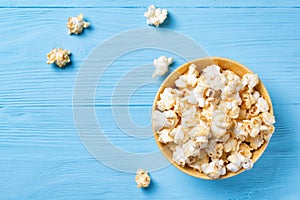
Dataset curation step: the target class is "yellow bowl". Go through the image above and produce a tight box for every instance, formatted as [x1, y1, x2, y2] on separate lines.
[152, 57, 274, 179]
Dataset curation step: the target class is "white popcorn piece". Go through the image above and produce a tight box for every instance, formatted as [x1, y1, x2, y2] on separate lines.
[172, 146, 186, 167]
[211, 110, 227, 138]
[135, 169, 151, 188]
[152, 110, 165, 131]
[221, 70, 243, 102]
[157, 129, 173, 144]
[47, 48, 71, 68]
[261, 112, 276, 125]
[226, 152, 253, 173]
[192, 83, 208, 108]
[218, 101, 240, 119]
[152, 110, 178, 131]
[170, 125, 185, 145]
[152, 56, 174, 78]
[144, 5, 168, 27]
[201, 103, 215, 122]
[242, 73, 259, 89]
[256, 97, 270, 113]
[154, 64, 275, 179]
[188, 121, 210, 138]
[201, 159, 226, 179]
[207, 143, 224, 160]
[175, 64, 199, 88]
[240, 118, 262, 138]
[67, 13, 90, 35]
[189, 156, 209, 172]
[226, 153, 244, 172]
[246, 134, 264, 150]
[157, 88, 175, 111]
[163, 110, 179, 129]
[203, 65, 225, 90]
[239, 142, 252, 159]
[224, 138, 239, 153]
[242, 157, 253, 170]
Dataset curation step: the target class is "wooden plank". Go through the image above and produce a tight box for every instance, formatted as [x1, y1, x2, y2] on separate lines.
[0, 2, 299, 200]
[1, 0, 300, 8]
[0, 104, 299, 199]
[0, 8, 299, 107]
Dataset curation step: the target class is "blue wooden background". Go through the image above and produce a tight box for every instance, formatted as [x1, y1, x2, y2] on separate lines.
[1, 0, 300, 199]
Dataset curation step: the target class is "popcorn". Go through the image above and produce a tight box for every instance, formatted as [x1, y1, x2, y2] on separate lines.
[210, 110, 228, 138]
[152, 110, 178, 131]
[207, 143, 224, 160]
[201, 159, 226, 179]
[152, 56, 174, 78]
[219, 101, 240, 119]
[241, 90, 260, 110]
[189, 156, 209, 172]
[242, 74, 259, 89]
[135, 169, 151, 188]
[154, 64, 275, 179]
[256, 97, 269, 113]
[181, 106, 200, 130]
[203, 65, 225, 90]
[67, 13, 89, 35]
[226, 153, 244, 172]
[163, 110, 179, 129]
[175, 64, 199, 88]
[261, 112, 276, 125]
[241, 120, 259, 138]
[246, 134, 264, 150]
[224, 138, 239, 153]
[144, 5, 168, 27]
[170, 125, 185, 144]
[221, 70, 243, 102]
[46, 48, 71, 68]
[157, 128, 173, 144]
[239, 142, 252, 158]
[157, 88, 175, 111]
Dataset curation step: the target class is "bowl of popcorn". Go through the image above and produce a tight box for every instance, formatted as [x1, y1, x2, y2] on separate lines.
[152, 57, 275, 179]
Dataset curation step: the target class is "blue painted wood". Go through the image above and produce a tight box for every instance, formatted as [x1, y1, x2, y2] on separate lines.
[2, 0, 300, 7]
[0, 1, 300, 200]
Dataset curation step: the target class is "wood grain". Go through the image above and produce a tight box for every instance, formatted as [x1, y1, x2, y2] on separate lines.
[2, 0, 300, 7]
[0, 2, 300, 200]
[0, 8, 299, 107]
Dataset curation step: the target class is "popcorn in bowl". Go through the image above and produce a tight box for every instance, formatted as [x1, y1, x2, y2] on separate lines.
[152, 57, 275, 179]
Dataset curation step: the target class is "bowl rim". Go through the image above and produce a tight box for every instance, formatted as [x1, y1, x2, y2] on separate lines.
[152, 57, 274, 180]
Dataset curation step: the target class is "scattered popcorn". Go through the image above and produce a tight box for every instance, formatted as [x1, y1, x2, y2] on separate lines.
[46, 48, 71, 68]
[153, 64, 275, 179]
[135, 169, 151, 188]
[152, 56, 174, 78]
[67, 13, 90, 35]
[144, 5, 168, 27]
